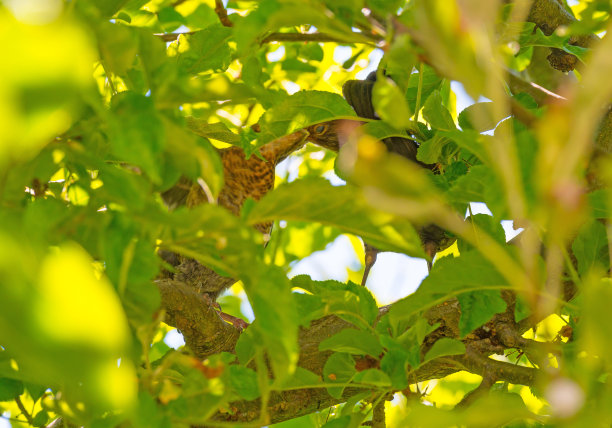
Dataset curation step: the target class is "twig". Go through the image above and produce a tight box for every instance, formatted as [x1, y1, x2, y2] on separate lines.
[14, 396, 34, 425]
[215, 0, 233, 27]
[260, 32, 381, 45]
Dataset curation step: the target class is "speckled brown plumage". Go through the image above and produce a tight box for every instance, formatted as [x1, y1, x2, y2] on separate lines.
[161, 129, 309, 299]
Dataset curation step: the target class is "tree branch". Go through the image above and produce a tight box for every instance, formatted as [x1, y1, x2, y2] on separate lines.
[260, 32, 381, 45]
[156, 279, 241, 357]
[214, 0, 233, 27]
[526, 0, 600, 72]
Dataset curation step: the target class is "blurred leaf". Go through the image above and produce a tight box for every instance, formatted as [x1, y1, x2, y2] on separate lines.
[572, 220, 610, 277]
[458, 214, 506, 254]
[177, 24, 233, 74]
[248, 177, 426, 257]
[319, 329, 383, 358]
[109, 91, 165, 183]
[186, 118, 241, 145]
[458, 102, 507, 132]
[228, 366, 260, 400]
[0, 13, 95, 169]
[0, 378, 24, 401]
[423, 338, 466, 362]
[360, 121, 415, 141]
[372, 78, 413, 128]
[588, 189, 610, 219]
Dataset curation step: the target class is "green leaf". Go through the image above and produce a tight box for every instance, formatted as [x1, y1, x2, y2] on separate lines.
[360, 121, 416, 141]
[448, 166, 492, 205]
[177, 24, 233, 74]
[422, 90, 455, 131]
[572, 220, 610, 276]
[406, 65, 444, 113]
[0, 378, 24, 401]
[588, 189, 610, 219]
[96, 22, 139, 76]
[185, 117, 241, 145]
[323, 353, 356, 399]
[247, 177, 426, 258]
[417, 133, 451, 164]
[423, 338, 466, 362]
[256, 91, 356, 147]
[319, 329, 383, 358]
[457, 290, 507, 337]
[353, 369, 391, 387]
[458, 214, 506, 254]
[389, 251, 509, 328]
[109, 91, 165, 183]
[372, 77, 413, 128]
[228, 365, 260, 400]
[32, 410, 50, 427]
[281, 367, 322, 389]
[292, 276, 378, 329]
[380, 348, 409, 389]
[243, 266, 299, 382]
[439, 130, 491, 164]
[458, 102, 507, 132]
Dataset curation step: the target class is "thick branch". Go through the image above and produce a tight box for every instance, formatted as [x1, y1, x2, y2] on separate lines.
[526, 0, 600, 72]
[156, 279, 241, 357]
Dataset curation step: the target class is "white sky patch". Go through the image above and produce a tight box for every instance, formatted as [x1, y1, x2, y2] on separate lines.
[164, 329, 186, 349]
[323, 170, 347, 186]
[334, 46, 353, 64]
[289, 235, 361, 281]
[267, 45, 285, 62]
[366, 253, 429, 304]
[216, 109, 242, 126]
[356, 49, 384, 79]
[281, 80, 300, 95]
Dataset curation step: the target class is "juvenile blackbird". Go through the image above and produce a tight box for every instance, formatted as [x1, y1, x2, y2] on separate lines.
[160, 129, 309, 300]
[306, 73, 453, 283]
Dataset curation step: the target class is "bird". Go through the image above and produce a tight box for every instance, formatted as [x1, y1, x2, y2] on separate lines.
[305, 72, 453, 284]
[160, 129, 309, 301]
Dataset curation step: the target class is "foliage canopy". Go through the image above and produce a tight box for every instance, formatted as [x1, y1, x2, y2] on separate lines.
[1, 0, 612, 427]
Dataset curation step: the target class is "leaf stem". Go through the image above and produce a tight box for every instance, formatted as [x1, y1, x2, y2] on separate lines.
[413, 62, 425, 120]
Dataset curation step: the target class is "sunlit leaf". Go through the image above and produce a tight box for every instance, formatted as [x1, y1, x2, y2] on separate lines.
[256, 91, 356, 147]
[423, 338, 466, 362]
[248, 177, 425, 257]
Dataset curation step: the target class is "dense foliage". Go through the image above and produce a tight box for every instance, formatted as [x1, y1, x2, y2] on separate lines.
[1, 0, 612, 426]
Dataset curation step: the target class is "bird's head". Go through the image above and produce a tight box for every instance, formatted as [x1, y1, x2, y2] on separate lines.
[305, 120, 341, 152]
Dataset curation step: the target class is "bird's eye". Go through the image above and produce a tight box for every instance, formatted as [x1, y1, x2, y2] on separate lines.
[314, 124, 327, 134]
